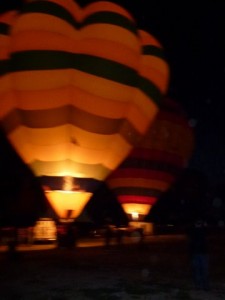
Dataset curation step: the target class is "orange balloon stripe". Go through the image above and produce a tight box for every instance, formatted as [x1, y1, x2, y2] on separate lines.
[12, 13, 78, 37]
[45, 0, 81, 21]
[11, 31, 140, 70]
[140, 66, 169, 94]
[83, 1, 135, 22]
[9, 88, 154, 135]
[13, 87, 130, 116]
[138, 30, 163, 48]
[2, 107, 141, 145]
[0, 10, 18, 24]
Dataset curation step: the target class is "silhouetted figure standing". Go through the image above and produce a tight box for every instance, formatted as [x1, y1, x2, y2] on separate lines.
[187, 219, 210, 290]
[66, 223, 77, 249]
[103, 218, 114, 249]
[7, 227, 20, 261]
[116, 228, 124, 246]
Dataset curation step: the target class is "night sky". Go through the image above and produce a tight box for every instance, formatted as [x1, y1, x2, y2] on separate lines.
[1, 0, 225, 185]
[116, 0, 225, 184]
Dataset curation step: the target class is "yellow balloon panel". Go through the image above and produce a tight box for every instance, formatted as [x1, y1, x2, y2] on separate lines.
[8, 125, 133, 179]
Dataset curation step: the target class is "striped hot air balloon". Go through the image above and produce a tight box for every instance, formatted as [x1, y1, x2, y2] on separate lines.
[0, 0, 169, 220]
[107, 97, 194, 232]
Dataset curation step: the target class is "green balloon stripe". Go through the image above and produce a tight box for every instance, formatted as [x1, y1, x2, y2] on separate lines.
[10, 50, 161, 104]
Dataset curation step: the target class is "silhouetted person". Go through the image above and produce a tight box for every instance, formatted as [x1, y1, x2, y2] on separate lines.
[116, 228, 124, 246]
[7, 227, 20, 261]
[103, 218, 114, 248]
[138, 228, 145, 249]
[187, 218, 210, 290]
[66, 223, 77, 249]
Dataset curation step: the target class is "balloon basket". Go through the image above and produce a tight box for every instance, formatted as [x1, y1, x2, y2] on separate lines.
[129, 221, 155, 235]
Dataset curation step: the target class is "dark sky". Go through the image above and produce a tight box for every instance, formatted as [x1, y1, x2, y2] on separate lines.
[1, 0, 225, 184]
[115, 1, 225, 184]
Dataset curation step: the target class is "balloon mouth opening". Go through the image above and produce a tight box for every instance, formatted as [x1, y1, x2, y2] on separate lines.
[39, 176, 101, 193]
[127, 213, 146, 222]
[43, 176, 83, 192]
[45, 189, 84, 194]
[121, 203, 153, 221]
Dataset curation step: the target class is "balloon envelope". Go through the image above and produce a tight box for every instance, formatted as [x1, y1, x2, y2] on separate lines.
[0, 1, 169, 219]
[107, 97, 194, 221]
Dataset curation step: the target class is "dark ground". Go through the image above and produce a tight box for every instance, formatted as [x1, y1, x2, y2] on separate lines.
[0, 233, 225, 299]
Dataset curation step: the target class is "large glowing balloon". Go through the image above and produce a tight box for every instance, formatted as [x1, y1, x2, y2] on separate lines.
[107, 97, 194, 223]
[0, 1, 169, 220]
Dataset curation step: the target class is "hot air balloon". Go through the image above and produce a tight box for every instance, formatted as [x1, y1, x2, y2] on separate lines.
[0, 0, 169, 222]
[107, 97, 194, 233]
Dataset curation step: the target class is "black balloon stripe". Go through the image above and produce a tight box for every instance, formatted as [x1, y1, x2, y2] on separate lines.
[138, 76, 162, 106]
[83, 12, 137, 34]
[22, 1, 137, 34]
[0, 22, 10, 35]
[10, 50, 162, 104]
[142, 45, 166, 60]
[0, 22, 10, 76]
[11, 50, 137, 84]
[0, 59, 9, 76]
